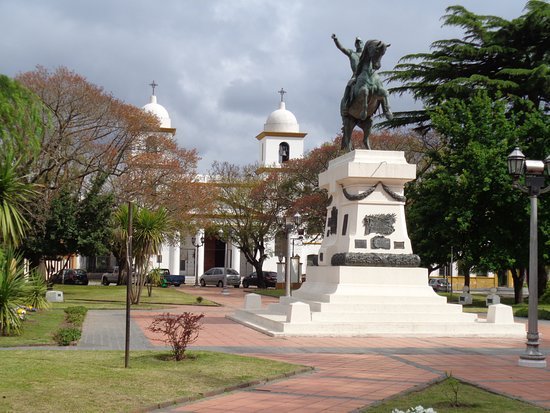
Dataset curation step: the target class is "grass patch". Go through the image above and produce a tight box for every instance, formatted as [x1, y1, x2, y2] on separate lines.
[0, 286, 217, 347]
[50, 285, 217, 309]
[0, 309, 65, 347]
[363, 376, 546, 413]
[252, 288, 290, 298]
[439, 292, 550, 317]
[0, 350, 308, 413]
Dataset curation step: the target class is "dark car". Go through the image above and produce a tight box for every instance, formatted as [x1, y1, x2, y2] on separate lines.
[51, 269, 89, 285]
[242, 271, 278, 288]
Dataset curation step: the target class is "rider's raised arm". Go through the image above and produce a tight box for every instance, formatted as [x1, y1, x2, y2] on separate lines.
[331, 34, 351, 57]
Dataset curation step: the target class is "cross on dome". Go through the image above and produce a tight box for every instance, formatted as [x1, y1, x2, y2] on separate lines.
[278, 88, 286, 102]
[149, 80, 158, 96]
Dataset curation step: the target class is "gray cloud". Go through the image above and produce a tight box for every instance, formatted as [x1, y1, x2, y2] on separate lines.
[0, 0, 525, 172]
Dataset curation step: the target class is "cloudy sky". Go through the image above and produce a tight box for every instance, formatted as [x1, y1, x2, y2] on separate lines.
[1, 0, 526, 172]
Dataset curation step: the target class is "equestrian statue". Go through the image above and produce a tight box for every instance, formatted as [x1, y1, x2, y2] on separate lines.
[332, 35, 393, 151]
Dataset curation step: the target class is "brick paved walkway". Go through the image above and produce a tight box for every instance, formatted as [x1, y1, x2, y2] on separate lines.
[127, 285, 550, 412]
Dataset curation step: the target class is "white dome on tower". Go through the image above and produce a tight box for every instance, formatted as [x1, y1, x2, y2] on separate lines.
[264, 101, 299, 133]
[143, 95, 172, 128]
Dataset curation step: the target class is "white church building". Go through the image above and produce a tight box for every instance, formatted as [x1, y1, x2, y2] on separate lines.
[141, 87, 320, 283]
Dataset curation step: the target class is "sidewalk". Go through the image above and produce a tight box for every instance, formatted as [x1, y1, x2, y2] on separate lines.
[120, 285, 550, 412]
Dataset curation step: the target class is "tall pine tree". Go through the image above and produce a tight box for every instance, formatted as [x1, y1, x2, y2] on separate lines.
[383, 0, 549, 131]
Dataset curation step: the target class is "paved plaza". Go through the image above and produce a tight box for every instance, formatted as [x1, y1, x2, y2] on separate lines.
[79, 285, 550, 412]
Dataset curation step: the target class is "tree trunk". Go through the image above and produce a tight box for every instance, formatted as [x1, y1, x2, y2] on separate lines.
[253, 263, 266, 289]
[511, 268, 526, 304]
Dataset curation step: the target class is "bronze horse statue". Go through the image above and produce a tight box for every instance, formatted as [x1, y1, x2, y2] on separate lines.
[340, 40, 393, 151]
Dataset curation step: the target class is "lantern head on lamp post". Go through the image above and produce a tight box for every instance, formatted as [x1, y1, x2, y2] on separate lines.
[507, 147, 526, 179]
[191, 234, 204, 287]
[507, 146, 549, 369]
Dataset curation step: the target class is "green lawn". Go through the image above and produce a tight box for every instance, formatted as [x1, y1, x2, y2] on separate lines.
[363, 376, 546, 413]
[50, 284, 218, 309]
[0, 308, 66, 347]
[0, 285, 217, 347]
[442, 292, 550, 319]
[0, 350, 309, 413]
[0, 286, 309, 412]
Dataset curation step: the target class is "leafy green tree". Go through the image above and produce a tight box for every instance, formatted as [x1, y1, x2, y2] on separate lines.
[0, 75, 44, 247]
[0, 74, 44, 170]
[383, 0, 549, 131]
[406, 92, 548, 302]
[21, 177, 114, 268]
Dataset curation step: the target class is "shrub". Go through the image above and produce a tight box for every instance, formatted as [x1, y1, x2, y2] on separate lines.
[53, 327, 81, 346]
[540, 285, 550, 304]
[514, 307, 550, 320]
[196, 296, 203, 304]
[0, 249, 27, 336]
[148, 312, 204, 361]
[64, 306, 87, 326]
[25, 270, 51, 310]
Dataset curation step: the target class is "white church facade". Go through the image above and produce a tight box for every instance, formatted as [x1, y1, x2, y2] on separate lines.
[144, 88, 320, 283]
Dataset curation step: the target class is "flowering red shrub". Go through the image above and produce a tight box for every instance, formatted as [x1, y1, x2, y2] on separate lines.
[148, 312, 204, 361]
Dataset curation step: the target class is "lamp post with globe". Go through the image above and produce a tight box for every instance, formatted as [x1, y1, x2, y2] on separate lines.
[507, 147, 549, 368]
[191, 234, 204, 287]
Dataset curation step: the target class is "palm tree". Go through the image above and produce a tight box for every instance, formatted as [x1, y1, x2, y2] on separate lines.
[110, 203, 133, 285]
[111, 204, 173, 304]
[132, 206, 173, 304]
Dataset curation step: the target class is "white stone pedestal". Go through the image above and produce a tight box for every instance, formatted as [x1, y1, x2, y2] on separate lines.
[229, 150, 525, 337]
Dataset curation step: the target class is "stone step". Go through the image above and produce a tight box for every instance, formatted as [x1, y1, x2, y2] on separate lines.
[276, 320, 525, 337]
[310, 310, 476, 323]
[231, 309, 286, 333]
[306, 301, 462, 314]
[229, 309, 525, 337]
[292, 292, 447, 305]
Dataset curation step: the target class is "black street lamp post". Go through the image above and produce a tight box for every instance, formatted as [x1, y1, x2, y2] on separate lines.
[278, 212, 302, 297]
[218, 229, 232, 295]
[191, 234, 204, 287]
[507, 147, 549, 368]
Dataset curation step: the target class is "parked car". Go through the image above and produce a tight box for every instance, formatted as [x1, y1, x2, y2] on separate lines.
[199, 267, 240, 288]
[51, 269, 89, 285]
[429, 278, 450, 292]
[242, 271, 278, 288]
[101, 266, 120, 285]
[149, 268, 185, 287]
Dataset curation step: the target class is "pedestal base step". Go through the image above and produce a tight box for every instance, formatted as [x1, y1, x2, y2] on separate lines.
[229, 308, 525, 338]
